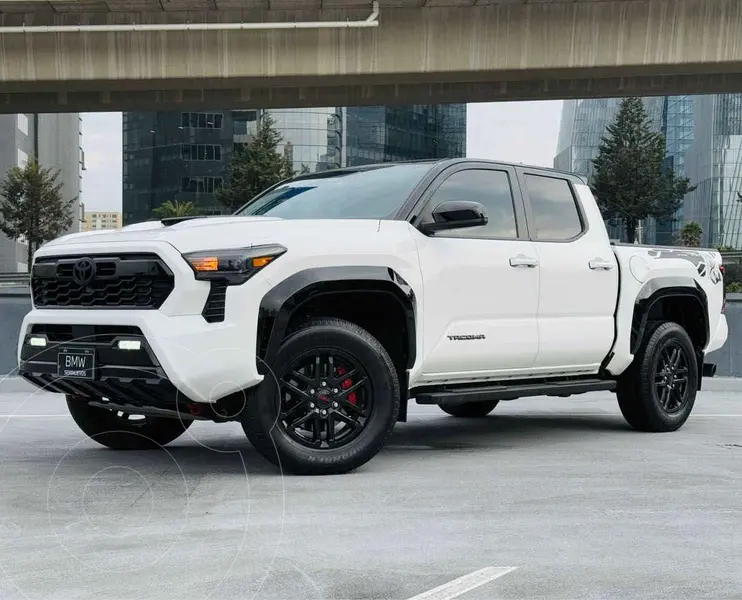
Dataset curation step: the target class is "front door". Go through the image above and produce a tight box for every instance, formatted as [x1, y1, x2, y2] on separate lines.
[411, 164, 540, 385]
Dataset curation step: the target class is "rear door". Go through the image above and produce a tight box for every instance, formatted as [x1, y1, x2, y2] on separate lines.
[411, 163, 541, 384]
[517, 169, 619, 375]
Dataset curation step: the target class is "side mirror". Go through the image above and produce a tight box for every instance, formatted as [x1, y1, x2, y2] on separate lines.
[419, 200, 488, 234]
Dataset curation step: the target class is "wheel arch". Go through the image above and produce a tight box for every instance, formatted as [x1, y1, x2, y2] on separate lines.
[257, 265, 417, 381]
[631, 276, 709, 355]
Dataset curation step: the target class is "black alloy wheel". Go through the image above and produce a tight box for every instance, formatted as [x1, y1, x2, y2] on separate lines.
[278, 349, 373, 450]
[616, 321, 698, 432]
[241, 317, 400, 475]
[653, 342, 691, 414]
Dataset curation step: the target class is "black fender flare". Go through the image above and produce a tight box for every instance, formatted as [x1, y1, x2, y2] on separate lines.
[256, 265, 417, 369]
[631, 276, 709, 354]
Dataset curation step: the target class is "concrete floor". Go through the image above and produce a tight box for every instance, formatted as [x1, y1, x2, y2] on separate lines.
[0, 379, 741, 600]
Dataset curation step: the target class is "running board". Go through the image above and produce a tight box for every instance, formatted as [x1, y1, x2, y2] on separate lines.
[414, 379, 617, 406]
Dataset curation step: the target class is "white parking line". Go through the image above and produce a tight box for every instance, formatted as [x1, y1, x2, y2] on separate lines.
[405, 566, 518, 600]
[0, 414, 69, 418]
[3, 413, 742, 419]
[415, 412, 742, 418]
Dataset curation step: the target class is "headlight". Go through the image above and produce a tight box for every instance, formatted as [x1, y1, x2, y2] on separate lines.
[182, 244, 286, 285]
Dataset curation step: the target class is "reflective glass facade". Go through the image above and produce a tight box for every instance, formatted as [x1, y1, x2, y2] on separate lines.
[345, 105, 467, 166]
[656, 96, 695, 243]
[123, 105, 466, 225]
[684, 94, 742, 248]
[262, 108, 343, 173]
[123, 111, 236, 225]
[554, 97, 686, 244]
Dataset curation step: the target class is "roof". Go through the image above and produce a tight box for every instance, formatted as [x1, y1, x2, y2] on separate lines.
[289, 158, 586, 183]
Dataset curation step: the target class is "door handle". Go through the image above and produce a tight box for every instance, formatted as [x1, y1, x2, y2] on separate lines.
[589, 259, 615, 271]
[509, 255, 539, 268]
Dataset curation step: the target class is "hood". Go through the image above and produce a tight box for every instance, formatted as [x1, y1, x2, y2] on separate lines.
[40, 215, 383, 254]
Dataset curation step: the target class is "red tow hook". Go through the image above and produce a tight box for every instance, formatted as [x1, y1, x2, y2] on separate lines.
[187, 403, 204, 416]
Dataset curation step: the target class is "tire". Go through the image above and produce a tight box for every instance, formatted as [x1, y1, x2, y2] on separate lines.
[439, 400, 499, 418]
[66, 396, 193, 450]
[242, 317, 400, 475]
[616, 321, 699, 432]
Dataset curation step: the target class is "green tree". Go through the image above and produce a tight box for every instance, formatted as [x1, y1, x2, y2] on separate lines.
[216, 112, 295, 212]
[0, 159, 75, 270]
[678, 221, 703, 247]
[591, 97, 696, 243]
[152, 199, 200, 219]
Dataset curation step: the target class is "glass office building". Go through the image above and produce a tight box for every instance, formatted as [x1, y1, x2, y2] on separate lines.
[122, 111, 236, 225]
[345, 105, 467, 166]
[0, 113, 83, 272]
[684, 94, 742, 248]
[254, 108, 344, 173]
[123, 104, 466, 226]
[554, 97, 689, 244]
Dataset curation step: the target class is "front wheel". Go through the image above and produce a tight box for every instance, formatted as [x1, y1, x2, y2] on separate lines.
[616, 321, 699, 432]
[439, 400, 499, 418]
[241, 317, 400, 475]
[66, 396, 193, 449]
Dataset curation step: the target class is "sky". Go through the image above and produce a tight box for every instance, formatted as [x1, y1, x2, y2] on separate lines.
[80, 100, 564, 213]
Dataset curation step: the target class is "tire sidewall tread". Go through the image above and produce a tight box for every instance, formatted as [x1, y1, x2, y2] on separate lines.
[242, 317, 401, 475]
[440, 400, 499, 418]
[618, 320, 698, 432]
[66, 396, 193, 450]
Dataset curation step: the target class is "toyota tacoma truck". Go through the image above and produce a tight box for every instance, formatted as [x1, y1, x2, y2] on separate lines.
[17, 158, 728, 475]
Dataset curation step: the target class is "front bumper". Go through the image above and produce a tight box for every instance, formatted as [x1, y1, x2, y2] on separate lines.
[18, 240, 268, 404]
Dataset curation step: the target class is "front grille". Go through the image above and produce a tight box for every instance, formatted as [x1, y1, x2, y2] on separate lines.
[32, 253, 174, 309]
[202, 281, 227, 323]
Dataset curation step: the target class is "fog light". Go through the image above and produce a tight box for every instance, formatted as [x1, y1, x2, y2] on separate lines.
[117, 340, 142, 351]
[28, 336, 47, 348]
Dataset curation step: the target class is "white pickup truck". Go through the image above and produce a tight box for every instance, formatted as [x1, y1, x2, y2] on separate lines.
[18, 159, 728, 475]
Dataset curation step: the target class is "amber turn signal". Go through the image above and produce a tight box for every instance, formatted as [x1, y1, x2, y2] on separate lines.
[190, 256, 219, 272]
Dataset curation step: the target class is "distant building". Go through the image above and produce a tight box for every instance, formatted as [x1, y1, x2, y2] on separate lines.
[554, 97, 690, 245]
[684, 94, 742, 248]
[122, 105, 467, 226]
[84, 211, 122, 231]
[0, 113, 83, 272]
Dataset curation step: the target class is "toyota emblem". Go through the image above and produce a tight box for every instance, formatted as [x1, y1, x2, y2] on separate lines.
[72, 257, 97, 286]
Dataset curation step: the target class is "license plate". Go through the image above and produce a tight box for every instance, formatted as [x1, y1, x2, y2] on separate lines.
[57, 348, 96, 380]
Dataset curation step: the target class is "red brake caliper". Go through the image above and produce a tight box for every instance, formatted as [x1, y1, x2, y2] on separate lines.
[335, 366, 357, 405]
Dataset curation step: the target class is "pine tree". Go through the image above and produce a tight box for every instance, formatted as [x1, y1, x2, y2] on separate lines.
[152, 199, 200, 219]
[591, 97, 695, 243]
[216, 112, 295, 212]
[0, 159, 75, 270]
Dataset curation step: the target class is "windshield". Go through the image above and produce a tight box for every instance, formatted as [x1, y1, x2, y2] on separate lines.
[233, 163, 433, 220]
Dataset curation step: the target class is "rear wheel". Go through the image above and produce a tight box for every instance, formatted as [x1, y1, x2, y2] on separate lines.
[439, 400, 499, 418]
[242, 317, 400, 475]
[616, 321, 699, 432]
[66, 396, 193, 449]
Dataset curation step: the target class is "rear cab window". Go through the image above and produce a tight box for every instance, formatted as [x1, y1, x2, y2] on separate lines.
[522, 173, 585, 242]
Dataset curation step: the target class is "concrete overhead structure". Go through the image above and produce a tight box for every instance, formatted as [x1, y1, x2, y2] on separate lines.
[0, 0, 741, 113]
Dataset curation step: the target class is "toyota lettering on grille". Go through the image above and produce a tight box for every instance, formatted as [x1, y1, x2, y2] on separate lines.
[72, 258, 97, 287]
